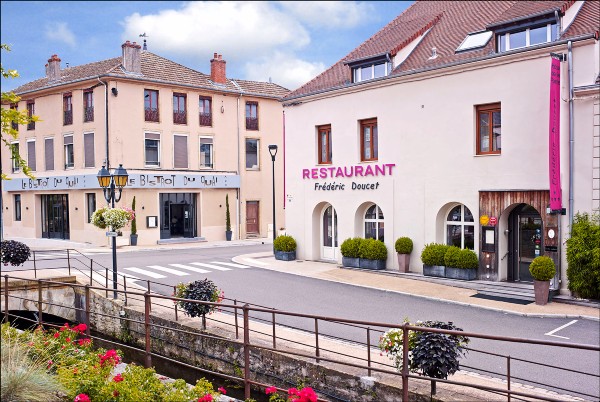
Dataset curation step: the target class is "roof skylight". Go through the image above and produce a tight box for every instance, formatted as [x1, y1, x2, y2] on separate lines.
[456, 31, 493, 52]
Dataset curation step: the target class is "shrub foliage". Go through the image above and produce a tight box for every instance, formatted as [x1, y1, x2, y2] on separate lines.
[273, 235, 297, 252]
[340, 238, 362, 258]
[1, 240, 31, 266]
[359, 238, 387, 260]
[395, 237, 413, 254]
[458, 249, 479, 269]
[529, 256, 556, 281]
[444, 246, 461, 268]
[421, 243, 448, 266]
[174, 279, 223, 319]
[566, 213, 600, 299]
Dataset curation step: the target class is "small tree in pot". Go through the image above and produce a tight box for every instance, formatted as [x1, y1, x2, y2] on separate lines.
[274, 235, 296, 261]
[529, 256, 556, 305]
[130, 196, 138, 246]
[395, 237, 413, 273]
[340, 237, 362, 268]
[174, 279, 224, 330]
[225, 194, 232, 241]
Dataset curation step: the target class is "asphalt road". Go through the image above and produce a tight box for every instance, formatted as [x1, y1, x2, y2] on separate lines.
[9, 244, 600, 400]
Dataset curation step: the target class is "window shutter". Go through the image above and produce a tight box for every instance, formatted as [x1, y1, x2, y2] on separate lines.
[84, 133, 95, 167]
[27, 141, 36, 171]
[173, 135, 188, 168]
[64, 135, 73, 145]
[145, 133, 160, 140]
[45, 138, 54, 171]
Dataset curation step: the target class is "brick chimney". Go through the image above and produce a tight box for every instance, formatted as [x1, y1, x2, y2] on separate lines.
[121, 40, 142, 74]
[47, 55, 61, 81]
[210, 53, 227, 84]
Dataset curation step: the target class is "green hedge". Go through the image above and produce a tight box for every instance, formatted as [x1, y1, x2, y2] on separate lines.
[529, 256, 556, 281]
[458, 249, 479, 269]
[359, 238, 387, 261]
[341, 237, 362, 258]
[273, 235, 297, 252]
[421, 243, 448, 266]
[566, 213, 600, 299]
[395, 237, 413, 254]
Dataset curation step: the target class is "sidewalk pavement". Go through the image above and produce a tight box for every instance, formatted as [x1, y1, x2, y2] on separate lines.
[7, 236, 600, 320]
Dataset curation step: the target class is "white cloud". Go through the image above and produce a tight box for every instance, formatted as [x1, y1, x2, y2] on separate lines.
[44, 22, 76, 47]
[279, 1, 376, 29]
[122, 1, 310, 63]
[244, 52, 325, 91]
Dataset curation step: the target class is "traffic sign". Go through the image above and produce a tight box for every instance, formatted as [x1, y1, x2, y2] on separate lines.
[489, 217, 497, 226]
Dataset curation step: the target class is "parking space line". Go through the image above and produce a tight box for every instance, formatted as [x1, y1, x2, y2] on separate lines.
[545, 319, 577, 339]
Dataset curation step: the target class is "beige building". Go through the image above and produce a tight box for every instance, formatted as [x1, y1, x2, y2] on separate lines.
[2, 41, 289, 246]
[281, 1, 599, 294]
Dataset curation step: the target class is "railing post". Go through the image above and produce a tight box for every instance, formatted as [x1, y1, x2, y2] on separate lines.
[37, 279, 43, 327]
[105, 267, 109, 298]
[402, 324, 409, 402]
[147, 280, 151, 313]
[272, 310, 276, 349]
[315, 318, 320, 363]
[4, 275, 9, 324]
[144, 292, 152, 368]
[243, 304, 251, 399]
[507, 355, 511, 402]
[123, 276, 128, 307]
[367, 327, 372, 377]
[173, 286, 178, 321]
[67, 249, 71, 276]
[90, 260, 93, 286]
[234, 299, 239, 339]
[84, 285, 91, 337]
[33, 251, 37, 278]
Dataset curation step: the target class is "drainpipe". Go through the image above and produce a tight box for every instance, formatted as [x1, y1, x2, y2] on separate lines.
[236, 94, 241, 240]
[567, 41, 574, 229]
[97, 77, 110, 169]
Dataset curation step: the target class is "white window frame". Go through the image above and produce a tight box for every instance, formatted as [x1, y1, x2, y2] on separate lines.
[499, 23, 555, 52]
[11, 141, 20, 172]
[144, 131, 161, 167]
[353, 61, 391, 83]
[364, 204, 384, 241]
[245, 138, 260, 170]
[444, 204, 475, 250]
[199, 136, 214, 169]
[63, 134, 74, 169]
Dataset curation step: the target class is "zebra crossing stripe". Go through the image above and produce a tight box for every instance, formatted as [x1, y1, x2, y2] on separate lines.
[169, 264, 210, 274]
[146, 265, 190, 276]
[123, 267, 167, 279]
[210, 261, 250, 269]
[190, 262, 232, 271]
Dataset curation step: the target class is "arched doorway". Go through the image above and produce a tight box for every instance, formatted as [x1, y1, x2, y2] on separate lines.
[508, 204, 542, 282]
[321, 204, 338, 260]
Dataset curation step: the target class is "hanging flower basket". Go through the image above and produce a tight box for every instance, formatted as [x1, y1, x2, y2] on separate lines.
[91, 207, 134, 231]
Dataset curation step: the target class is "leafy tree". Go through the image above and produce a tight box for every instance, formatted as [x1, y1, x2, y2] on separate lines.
[1, 44, 38, 179]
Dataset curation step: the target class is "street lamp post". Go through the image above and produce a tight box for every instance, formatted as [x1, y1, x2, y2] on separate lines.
[97, 164, 128, 299]
[268, 145, 278, 244]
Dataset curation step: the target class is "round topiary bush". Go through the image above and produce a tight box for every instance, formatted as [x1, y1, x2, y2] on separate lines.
[421, 243, 448, 266]
[458, 248, 479, 269]
[359, 238, 387, 261]
[341, 237, 362, 258]
[529, 256, 556, 281]
[444, 246, 461, 268]
[273, 235, 297, 252]
[1, 240, 31, 266]
[395, 237, 413, 254]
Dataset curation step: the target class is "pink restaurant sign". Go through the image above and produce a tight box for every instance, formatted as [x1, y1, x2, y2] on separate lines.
[549, 55, 562, 210]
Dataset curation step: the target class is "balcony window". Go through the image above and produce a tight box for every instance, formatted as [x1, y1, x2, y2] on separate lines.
[83, 90, 94, 122]
[199, 96, 212, 127]
[63, 93, 73, 125]
[144, 89, 159, 122]
[245, 101, 258, 130]
[173, 93, 187, 124]
[27, 101, 35, 130]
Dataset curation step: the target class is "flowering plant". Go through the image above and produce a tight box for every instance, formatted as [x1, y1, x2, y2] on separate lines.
[266, 386, 318, 402]
[91, 207, 134, 231]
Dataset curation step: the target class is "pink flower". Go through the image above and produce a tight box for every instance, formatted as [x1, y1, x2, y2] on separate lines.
[99, 349, 120, 366]
[78, 338, 91, 346]
[54, 332, 60, 338]
[288, 388, 300, 396]
[198, 394, 213, 402]
[218, 387, 226, 394]
[47, 360, 53, 368]
[66, 337, 71, 343]
[74, 323, 87, 333]
[60, 323, 70, 331]
[113, 374, 124, 382]
[265, 386, 277, 395]
[74, 394, 90, 402]
[298, 387, 317, 402]
[113, 390, 119, 397]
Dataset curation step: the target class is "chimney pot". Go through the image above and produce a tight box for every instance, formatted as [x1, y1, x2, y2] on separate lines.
[122, 40, 142, 74]
[210, 52, 227, 84]
[47, 54, 61, 81]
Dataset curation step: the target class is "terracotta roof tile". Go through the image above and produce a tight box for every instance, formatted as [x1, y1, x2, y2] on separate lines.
[13, 51, 289, 99]
[285, 0, 597, 100]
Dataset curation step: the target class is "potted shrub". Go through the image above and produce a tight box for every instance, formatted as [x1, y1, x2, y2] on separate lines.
[274, 235, 297, 261]
[358, 238, 387, 270]
[395, 237, 413, 273]
[529, 256, 556, 305]
[174, 279, 223, 330]
[225, 194, 232, 241]
[129, 196, 138, 246]
[445, 247, 478, 280]
[340, 237, 362, 268]
[421, 243, 448, 277]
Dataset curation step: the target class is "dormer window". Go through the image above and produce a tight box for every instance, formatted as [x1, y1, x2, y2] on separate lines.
[347, 53, 391, 83]
[496, 22, 558, 52]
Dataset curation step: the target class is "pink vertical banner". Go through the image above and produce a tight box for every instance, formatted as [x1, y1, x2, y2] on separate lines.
[549, 55, 562, 210]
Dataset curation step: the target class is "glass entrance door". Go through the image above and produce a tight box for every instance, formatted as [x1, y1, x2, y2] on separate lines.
[321, 205, 338, 260]
[509, 204, 542, 282]
[159, 193, 197, 239]
[42, 194, 69, 239]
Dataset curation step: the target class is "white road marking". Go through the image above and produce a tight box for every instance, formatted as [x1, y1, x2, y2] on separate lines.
[123, 267, 167, 279]
[190, 262, 232, 271]
[169, 264, 210, 274]
[545, 320, 577, 339]
[146, 265, 190, 276]
[211, 261, 249, 269]
[243, 258, 269, 266]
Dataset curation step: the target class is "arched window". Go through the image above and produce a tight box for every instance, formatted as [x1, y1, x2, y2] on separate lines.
[446, 205, 474, 249]
[365, 204, 384, 242]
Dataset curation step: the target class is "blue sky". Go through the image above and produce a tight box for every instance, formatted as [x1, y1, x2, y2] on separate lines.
[1, 1, 412, 91]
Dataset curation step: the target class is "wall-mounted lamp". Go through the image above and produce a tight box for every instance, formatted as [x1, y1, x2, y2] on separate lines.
[111, 87, 118, 96]
[25, 207, 29, 210]
[220, 101, 224, 114]
[504, 229, 510, 235]
[142, 206, 145, 210]
[75, 207, 78, 210]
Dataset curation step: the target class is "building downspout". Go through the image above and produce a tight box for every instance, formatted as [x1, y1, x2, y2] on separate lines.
[231, 80, 243, 241]
[97, 77, 110, 169]
[567, 41, 574, 229]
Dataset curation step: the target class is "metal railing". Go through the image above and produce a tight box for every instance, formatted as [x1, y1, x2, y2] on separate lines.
[2, 270, 598, 402]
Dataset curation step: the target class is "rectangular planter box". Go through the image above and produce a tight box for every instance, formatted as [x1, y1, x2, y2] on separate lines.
[423, 264, 445, 277]
[274, 250, 296, 261]
[342, 257, 360, 268]
[445, 266, 477, 280]
[359, 258, 386, 270]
